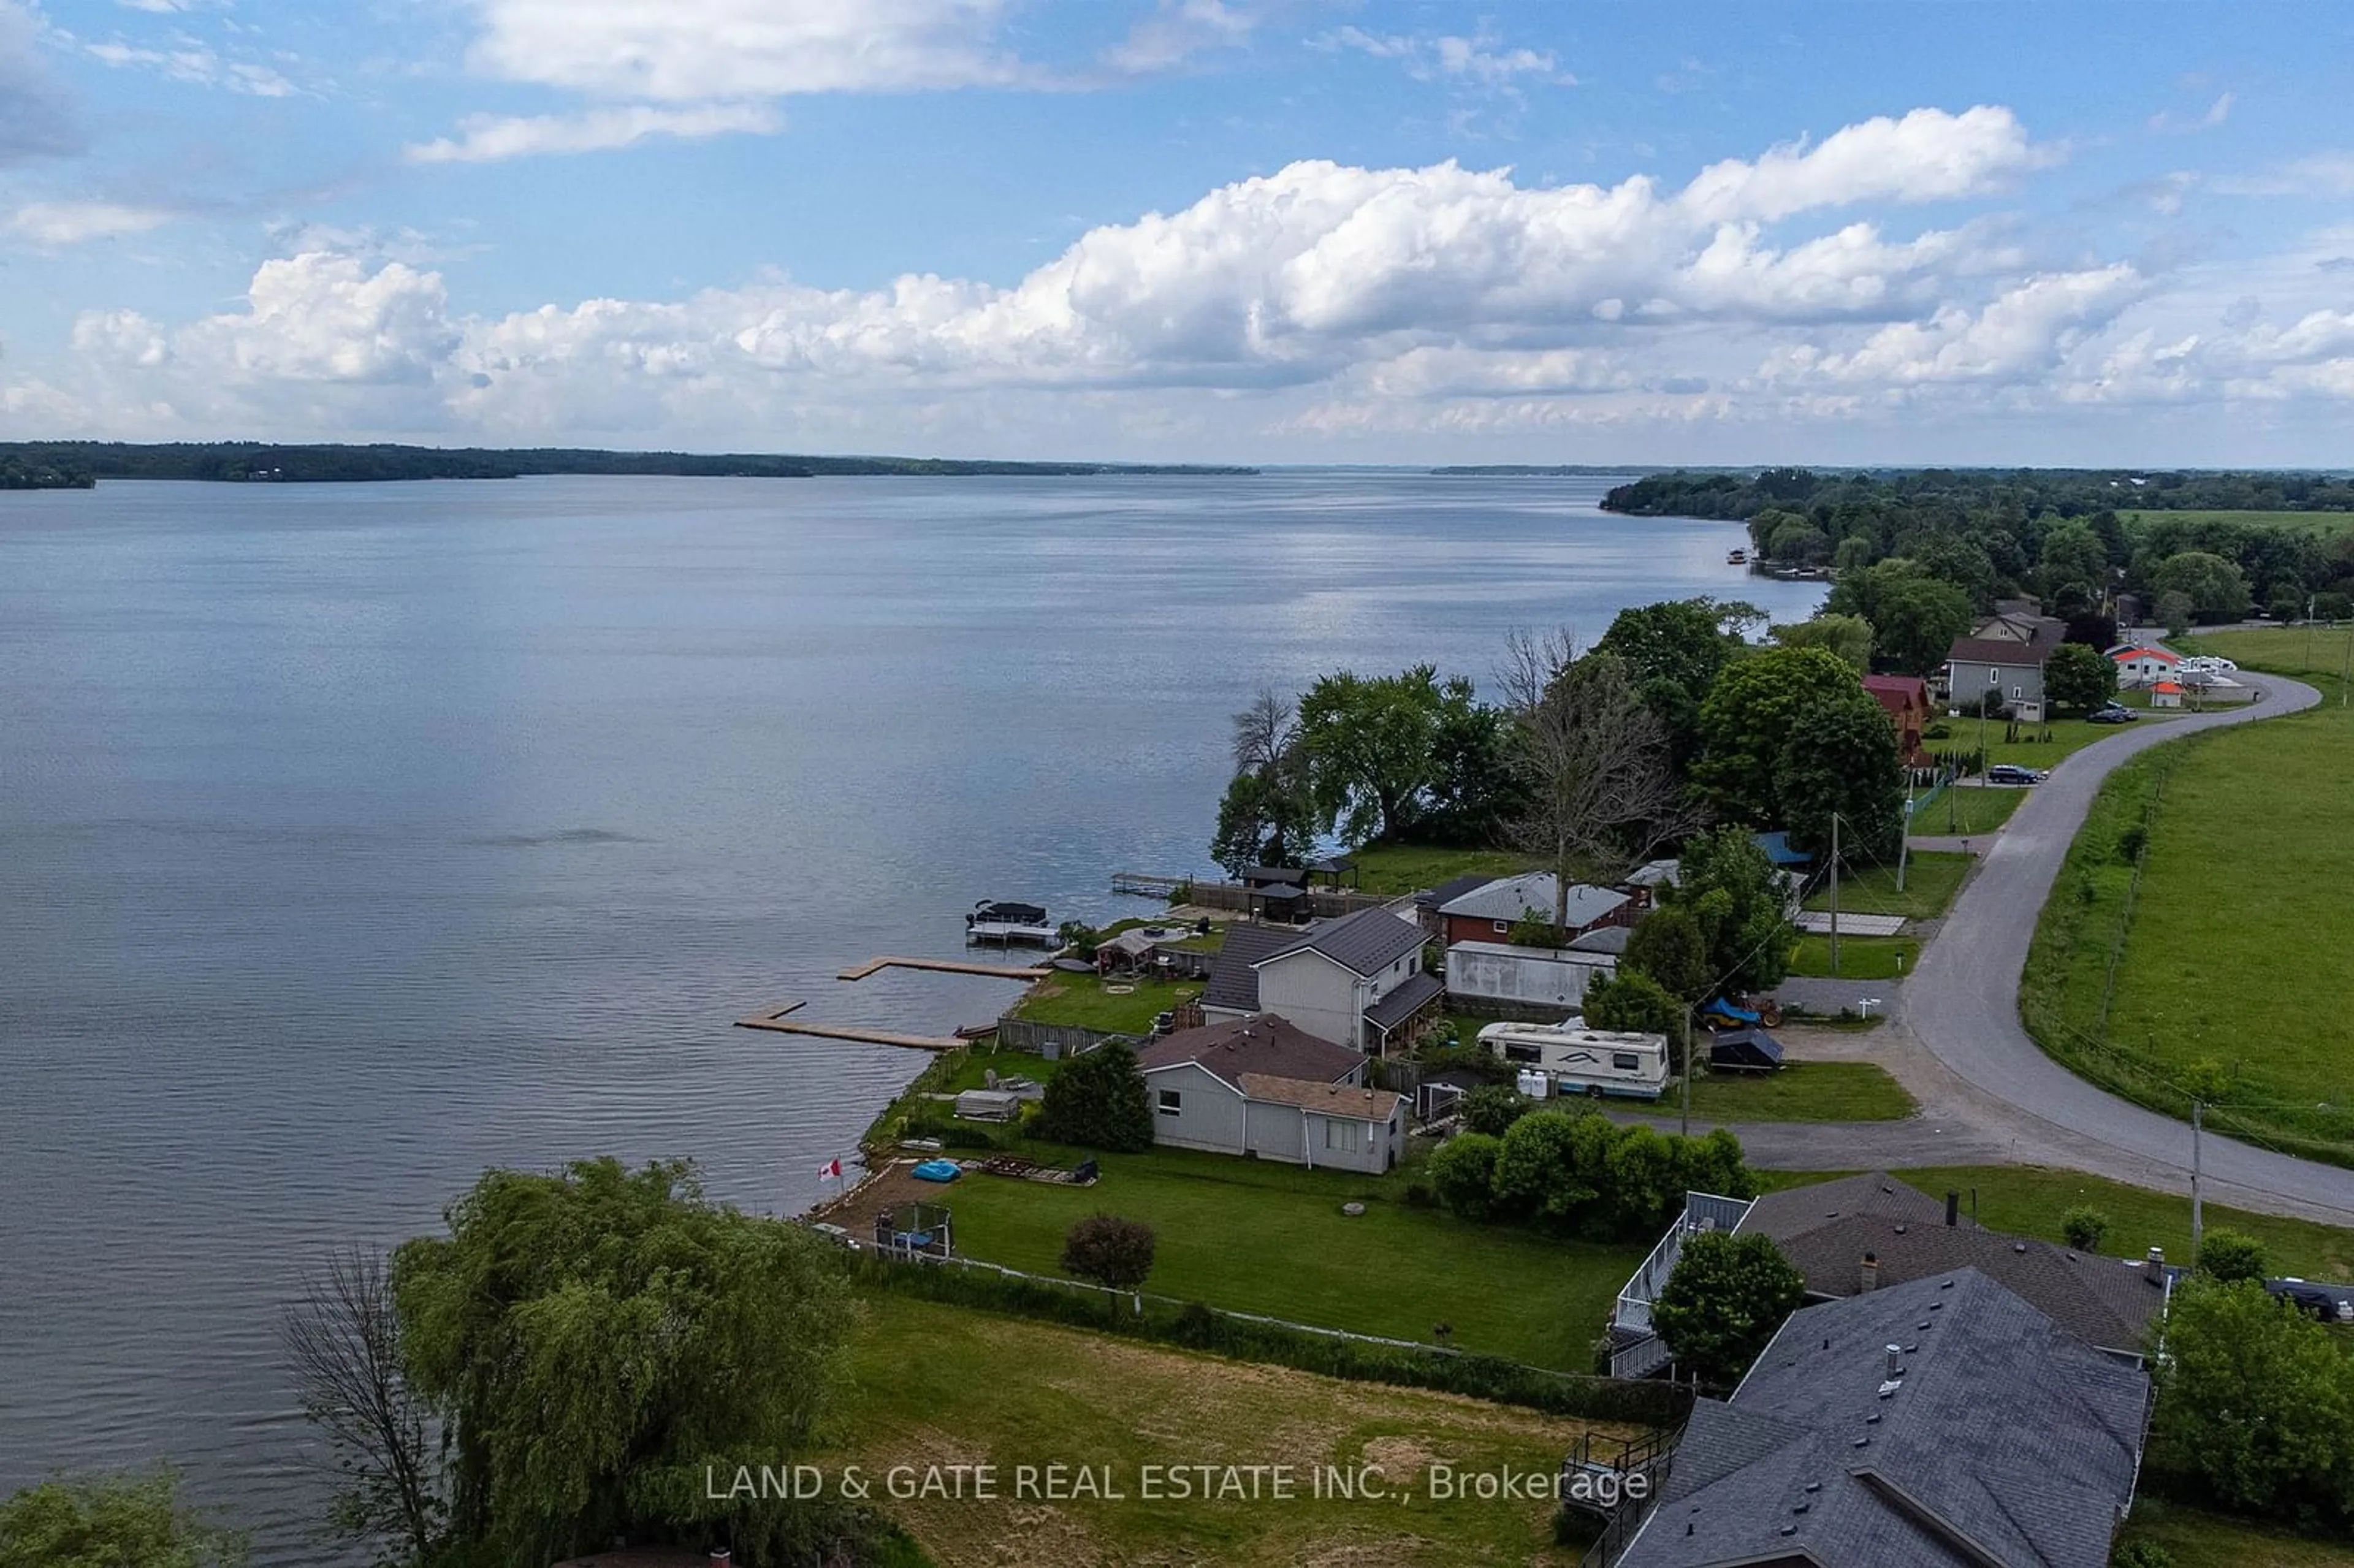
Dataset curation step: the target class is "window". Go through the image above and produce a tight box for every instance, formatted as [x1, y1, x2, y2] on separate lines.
[1156, 1089, 1182, 1117]
[1503, 1042, 1541, 1065]
[1324, 1119, 1362, 1153]
[1612, 1052, 1640, 1073]
[1491, 918, 1510, 934]
[2012, 685, 2023, 700]
[1987, 666, 2001, 683]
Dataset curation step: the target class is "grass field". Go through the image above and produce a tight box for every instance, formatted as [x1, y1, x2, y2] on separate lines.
[2021, 627, 2354, 1163]
[1787, 932, 1918, 980]
[1802, 850, 1969, 921]
[1682, 1062, 1917, 1122]
[2126, 506, 2354, 541]
[1349, 842, 1537, 896]
[932, 1141, 1640, 1369]
[1011, 972, 1200, 1033]
[833, 1294, 1593, 1568]
[1910, 783, 2023, 837]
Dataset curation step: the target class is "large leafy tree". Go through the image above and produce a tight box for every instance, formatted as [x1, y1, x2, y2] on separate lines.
[1660, 826, 1792, 995]
[2146, 1279, 2354, 1527]
[2036, 520, 2112, 603]
[1652, 1232, 1807, 1387]
[1294, 666, 1450, 843]
[2043, 642, 2117, 715]
[2152, 550, 2253, 624]
[1829, 561, 1976, 677]
[1595, 597, 1762, 767]
[1034, 1038, 1154, 1152]
[1420, 688, 1525, 847]
[1692, 645, 1862, 826]
[0, 1470, 246, 1568]
[1621, 905, 1711, 1004]
[390, 1159, 858, 1567]
[1777, 691, 1904, 865]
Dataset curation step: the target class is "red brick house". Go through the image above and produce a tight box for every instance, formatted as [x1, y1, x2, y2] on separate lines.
[1861, 673, 1933, 769]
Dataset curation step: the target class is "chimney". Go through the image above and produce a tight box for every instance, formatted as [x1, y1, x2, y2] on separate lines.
[1884, 1344, 1903, 1379]
[1859, 1252, 1880, 1292]
[1945, 1190, 1959, 1228]
[2146, 1246, 2166, 1283]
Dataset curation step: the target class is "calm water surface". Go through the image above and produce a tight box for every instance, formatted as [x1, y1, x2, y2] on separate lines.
[0, 473, 1823, 1558]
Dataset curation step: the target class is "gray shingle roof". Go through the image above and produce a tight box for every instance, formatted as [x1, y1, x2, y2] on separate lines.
[1438, 872, 1630, 928]
[1567, 923, 1633, 955]
[1135, 1014, 1363, 1086]
[1260, 907, 1425, 976]
[1362, 969, 1443, 1033]
[1737, 1173, 2168, 1357]
[1415, 871, 1499, 912]
[1199, 921, 1297, 1013]
[1621, 1268, 2149, 1568]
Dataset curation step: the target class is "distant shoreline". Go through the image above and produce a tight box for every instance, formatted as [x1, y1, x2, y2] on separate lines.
[0, 441, 1259, 486]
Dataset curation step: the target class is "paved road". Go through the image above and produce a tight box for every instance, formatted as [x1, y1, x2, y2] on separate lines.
[1901, 673, 2354, 1226]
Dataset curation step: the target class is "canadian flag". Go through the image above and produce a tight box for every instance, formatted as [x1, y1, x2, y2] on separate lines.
[817, 1158, 843, 1181]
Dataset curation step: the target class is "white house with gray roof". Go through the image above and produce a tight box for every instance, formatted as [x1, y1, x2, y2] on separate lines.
[1198, 907, 1438, 1054]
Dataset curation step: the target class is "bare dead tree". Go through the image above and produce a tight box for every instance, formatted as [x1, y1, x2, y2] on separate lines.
[1504, 639, 1707, 932]
[1495, 625, 1582, 718]
[1229, 688, 1297, 775]
[282, 1245, 443, 1564]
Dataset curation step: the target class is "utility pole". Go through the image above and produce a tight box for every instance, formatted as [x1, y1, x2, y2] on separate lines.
[1680, 1003, 1694, 1138]
[2190, 1100, 2205, 1258]
[1897, 775, 1914, 894]
[2307, 595, 2317, 673]
[1829, 813, 1842, 978]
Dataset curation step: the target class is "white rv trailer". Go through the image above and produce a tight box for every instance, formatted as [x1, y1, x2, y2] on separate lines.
[1476, 1020, 1669, 1102]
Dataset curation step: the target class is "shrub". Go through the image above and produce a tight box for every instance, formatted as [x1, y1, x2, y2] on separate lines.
[2196, 1228, 2268, 1285]
[1060, 1214, 1157, 1293]
[1425, 1132, 1503, 1219]
[1401, 1179, 1435, 1209]
[2116, 824, 2147, 864]
[1460, 1084, 1532, 1136]
[2061, 1206, 2111, 1252]
[1505, 907, 1566, 948]
[1032, 1039, 1153, 1152]
[2111, 1542, 2173, 1568]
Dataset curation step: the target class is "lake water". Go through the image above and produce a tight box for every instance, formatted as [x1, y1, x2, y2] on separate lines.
[0, 472, 1823, 1558]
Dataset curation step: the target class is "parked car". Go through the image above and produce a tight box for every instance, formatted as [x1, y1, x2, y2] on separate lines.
[2087, 705, 2139, 725]
[1987, 764, 2046, 785]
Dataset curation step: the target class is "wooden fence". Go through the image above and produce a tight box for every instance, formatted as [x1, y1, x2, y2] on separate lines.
[992, 1018, 1137, 1058]
[1114, 871, 1395, 919]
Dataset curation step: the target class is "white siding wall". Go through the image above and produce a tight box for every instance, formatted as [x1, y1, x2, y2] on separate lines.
[1254, 951, 1365, 1049]
[1143, 1062, 1245, 1155]
[1241, 1100, 1308, 1163]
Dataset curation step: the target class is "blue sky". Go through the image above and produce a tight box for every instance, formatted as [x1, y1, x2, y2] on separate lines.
[5, 1, 2354, 463]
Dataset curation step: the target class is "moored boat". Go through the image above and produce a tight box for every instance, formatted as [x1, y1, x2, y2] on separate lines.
[966, 899, 1058, 944]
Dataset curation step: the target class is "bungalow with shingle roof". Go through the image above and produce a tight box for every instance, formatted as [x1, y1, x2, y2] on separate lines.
[1198, 907, 1438, 1054]
[1135, 1014, 1403, 1172]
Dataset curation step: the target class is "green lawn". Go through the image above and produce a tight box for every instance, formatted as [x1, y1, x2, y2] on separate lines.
[929, 1141, 1640, 1370]
[1682, 1062, 1916, 1122]
[1802, 850, 1969, 921]
[1788, 933, 1918, 980]
[831, 1294, 1590, 1568]
[1910, 783, 2023, 837]
[2117, 1498, 2354, 1567]
[2021, 628, 2354, 1164]
[2126, 506, 2354, 542]
[1347, 842, 1537, 896]
[1011, 972, 1201, 1033]
[1942, 710, 2193, 772]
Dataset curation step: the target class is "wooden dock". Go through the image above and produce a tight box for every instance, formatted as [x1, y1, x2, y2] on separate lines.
[733, 1001, 961, 1052]
[836, 955, 1051, 983]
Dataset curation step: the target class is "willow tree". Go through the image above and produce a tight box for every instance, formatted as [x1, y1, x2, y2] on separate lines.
[391, 1158, 858, 1566]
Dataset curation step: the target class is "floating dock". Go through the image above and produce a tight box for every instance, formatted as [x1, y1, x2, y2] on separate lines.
[835, 955, 1051, 983]
[733, 1000, 961, 1052]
